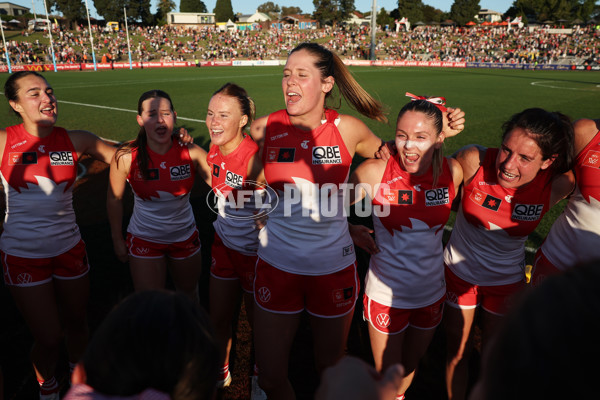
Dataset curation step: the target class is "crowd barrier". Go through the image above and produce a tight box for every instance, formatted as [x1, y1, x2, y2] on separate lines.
[1, 59, 598, 73]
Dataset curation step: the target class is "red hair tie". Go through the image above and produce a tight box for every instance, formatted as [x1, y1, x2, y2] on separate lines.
[405, 92, 447, 112]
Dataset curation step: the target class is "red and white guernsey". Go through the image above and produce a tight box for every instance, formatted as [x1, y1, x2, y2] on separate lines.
[207, 135, 259, 256]
[541, 130, 600, 270]
[444, 148, 553, 285]
[0, 124, 80, 257]
[258, 109, 355, 275]
[366, 157, 455, 309]
[127, 138, 196, 243]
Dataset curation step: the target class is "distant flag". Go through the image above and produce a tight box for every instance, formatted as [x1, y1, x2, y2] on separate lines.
[399, 17, 410, 32]
[510, 16, 523, 29]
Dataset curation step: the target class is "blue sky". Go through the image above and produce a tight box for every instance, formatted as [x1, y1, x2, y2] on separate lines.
[15, 0, 514, 20]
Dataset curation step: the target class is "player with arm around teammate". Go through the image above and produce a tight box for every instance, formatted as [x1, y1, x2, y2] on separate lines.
[248, 42, 465, 400]
[443, 108, 575, 400]
[203, 83, 266, 397]
[532, 117, 600, 283]
[107, 89, 211, 301]
[0, 71, 116, 399]
[349, 97, 463, 400]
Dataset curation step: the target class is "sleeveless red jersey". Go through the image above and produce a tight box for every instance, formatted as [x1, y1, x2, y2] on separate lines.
[541, 130, 600, 270]
[207, 135, 260, 255]
[258, 109, 356, 275]
[126, 138, 196, 243]
[366, 156, 455, 308]
[574, 130, 600, 204]
[444, 148, 553, 285]
[0, 124, 80, 257]
[208, 135, 258, 195]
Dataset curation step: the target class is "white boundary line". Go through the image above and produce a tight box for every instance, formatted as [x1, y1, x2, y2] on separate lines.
[530, 81, 600, 91]
[59, 100, 206, 123]
[0, 92, 205, 123]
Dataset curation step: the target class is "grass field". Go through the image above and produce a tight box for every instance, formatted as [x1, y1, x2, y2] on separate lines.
[1, 65, 598, 251]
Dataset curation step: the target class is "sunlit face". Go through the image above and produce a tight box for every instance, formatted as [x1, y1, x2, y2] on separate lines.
[495, 127, 554, 189]
[136, 97, 176, 146]
[282, 49, 334, 118]
[9, 74, 57, 127]
[206, 93, 247, 154]
[395, 110, 444, 175]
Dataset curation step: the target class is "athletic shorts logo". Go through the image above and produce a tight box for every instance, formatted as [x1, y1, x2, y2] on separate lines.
[257, 286, 271, 303]
[583, 150, 600, 168]
[266, 147, 295, 163]
[429, 302, 442, 318]
[333, 287, 354, 303]
[384, 189, 413, 205]
[49, 151, 74, 166]
[8, 152, 37, 165]
[212, 163, 220, 178]
[425, 187, 450, 206]
[312, 146, 342, 165]
[376, 313, 391, 328]
[225, 171, 243, 189]
[343, 244, 354, 257]
[470, 188, 501, 211]
[16, 273, 32, 284]
[446, 291, 458, 304]
[512, 203, 544, 221]
[135, 247, 150, 255]
[170, 164, 191, 181]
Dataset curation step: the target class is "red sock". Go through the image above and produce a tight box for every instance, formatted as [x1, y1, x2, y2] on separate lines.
[219, 364, 230, 381]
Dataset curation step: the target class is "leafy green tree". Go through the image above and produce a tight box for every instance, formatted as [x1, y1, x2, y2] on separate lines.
[313, 0, 338, 25]
[180, 0, 207, 12]
[313, 0, 355, 25]
[93, 0, 128, 22]
[281, 6, 302, 16]
[397, 0, 425, 23]
[339, 0, 356, 20]
[573, 0, 597, 21]
[257, 1, 280, 14]
[155, 0, 175, 25]
[214, 0, 234, 22]
[450, 0, 480, 25]
[47, 0, 85, 28]
[423, 4, 444, 22]
[552, 0, 571, 20]
[128, 0, 152, 24]
[377, 7, 393, 27]
[505, 0, 598, 22]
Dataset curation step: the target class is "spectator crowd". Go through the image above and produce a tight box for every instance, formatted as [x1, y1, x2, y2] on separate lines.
[1, 22, 599, 67]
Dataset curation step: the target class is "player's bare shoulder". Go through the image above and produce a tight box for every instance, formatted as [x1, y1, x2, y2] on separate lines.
[0, 128, 7, 165]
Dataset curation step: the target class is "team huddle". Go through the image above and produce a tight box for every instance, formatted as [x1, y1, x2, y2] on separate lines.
[1, 41, 599, 400]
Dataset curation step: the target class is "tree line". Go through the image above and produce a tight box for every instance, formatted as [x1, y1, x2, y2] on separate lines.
[42, 0, 600, 30]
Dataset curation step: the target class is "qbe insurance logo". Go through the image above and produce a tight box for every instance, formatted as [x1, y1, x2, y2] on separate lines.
[206, 180, 279, 220]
